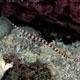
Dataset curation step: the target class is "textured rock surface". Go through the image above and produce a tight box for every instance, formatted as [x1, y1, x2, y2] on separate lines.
[0, 16, 11, 39]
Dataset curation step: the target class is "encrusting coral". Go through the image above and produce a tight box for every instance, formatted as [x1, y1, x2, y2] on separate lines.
[0, 0, 80, 35]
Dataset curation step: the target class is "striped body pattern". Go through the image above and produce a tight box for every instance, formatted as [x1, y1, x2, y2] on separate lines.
[8, 20, 78, 62]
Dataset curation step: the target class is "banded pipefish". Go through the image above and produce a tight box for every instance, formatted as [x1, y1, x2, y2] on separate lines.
[8, 19, 78, 62]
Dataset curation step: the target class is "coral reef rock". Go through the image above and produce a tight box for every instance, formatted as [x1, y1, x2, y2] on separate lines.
[0, 1, 80, 35]
[0, 16, 11, 39]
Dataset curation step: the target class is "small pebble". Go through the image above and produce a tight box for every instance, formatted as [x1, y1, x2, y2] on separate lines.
[5, 35, 14, 45]
[47, 65, 58, 76]
[76, 68, 80, 72]
[72, 78, 78, 80]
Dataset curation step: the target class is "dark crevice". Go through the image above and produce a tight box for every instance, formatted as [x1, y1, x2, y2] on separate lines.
[8, 15, 80, 45]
